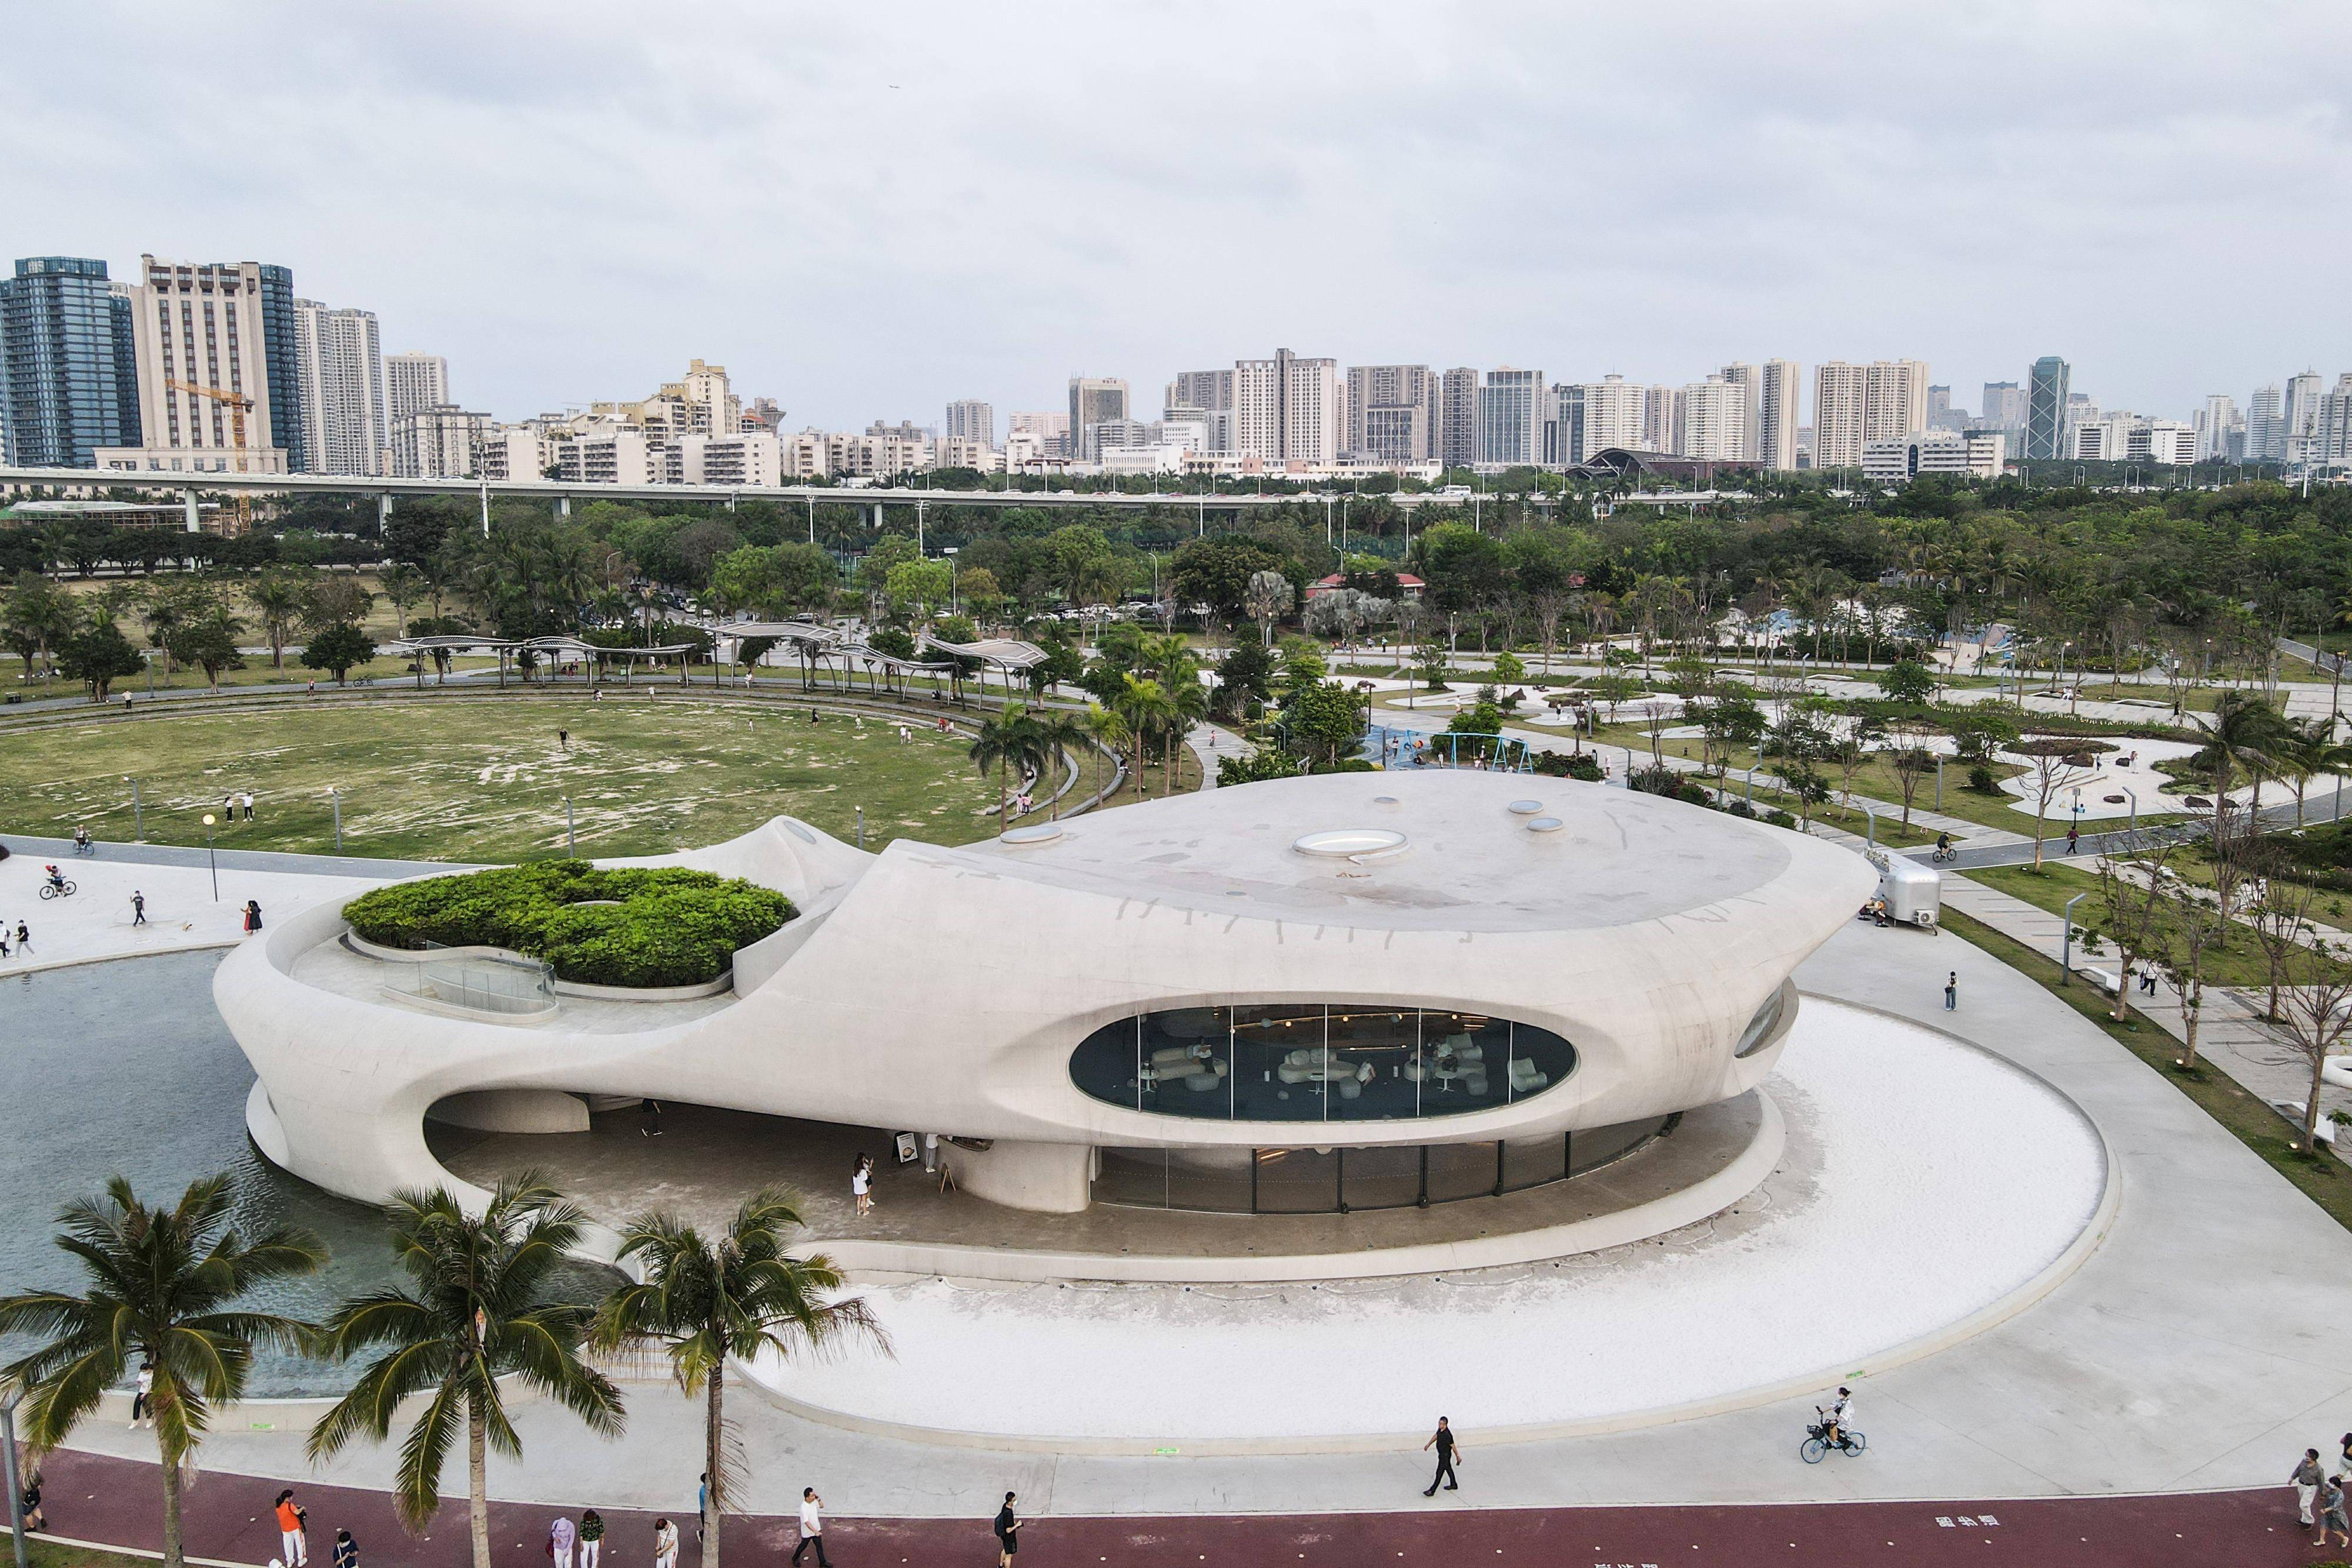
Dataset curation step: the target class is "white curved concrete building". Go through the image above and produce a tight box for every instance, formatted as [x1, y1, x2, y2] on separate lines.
[218, 772, 1873, 1219]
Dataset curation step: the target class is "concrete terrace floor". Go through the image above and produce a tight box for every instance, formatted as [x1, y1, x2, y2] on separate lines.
[427, 1096, 1752, 1263]
[52, 908, 2352, 1520]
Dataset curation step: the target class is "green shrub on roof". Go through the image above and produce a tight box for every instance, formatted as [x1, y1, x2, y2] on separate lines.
[342, 860, 793, 988]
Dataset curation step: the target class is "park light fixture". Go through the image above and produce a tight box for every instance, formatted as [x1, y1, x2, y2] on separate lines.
[201, 813, 219, 901]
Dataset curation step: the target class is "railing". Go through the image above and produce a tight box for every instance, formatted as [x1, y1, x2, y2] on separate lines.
[380, 941, 557, 1018]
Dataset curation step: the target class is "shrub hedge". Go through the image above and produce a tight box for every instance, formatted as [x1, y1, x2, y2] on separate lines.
[343, 860, 793, 988]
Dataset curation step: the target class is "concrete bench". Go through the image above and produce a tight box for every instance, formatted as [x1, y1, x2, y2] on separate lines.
[2078, 967, 2121, 997]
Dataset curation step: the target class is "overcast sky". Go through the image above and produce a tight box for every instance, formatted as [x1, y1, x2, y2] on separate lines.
[14, 1, 2350, 429]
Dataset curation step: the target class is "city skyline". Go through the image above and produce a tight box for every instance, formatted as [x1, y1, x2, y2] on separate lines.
[8, 2, 2349, 432]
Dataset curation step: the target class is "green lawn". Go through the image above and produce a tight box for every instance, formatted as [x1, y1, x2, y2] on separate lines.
[0, 697, 1006, 861]
[1962, 861, 2352, 988]
[0, 1534, 156, 1568]
[8, 653, 505, 703]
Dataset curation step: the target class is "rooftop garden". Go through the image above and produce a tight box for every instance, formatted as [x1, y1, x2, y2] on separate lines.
[343, 860, 793, 988]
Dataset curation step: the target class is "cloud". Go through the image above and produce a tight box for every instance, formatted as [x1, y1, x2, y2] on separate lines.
[11, 0, 2349, 426]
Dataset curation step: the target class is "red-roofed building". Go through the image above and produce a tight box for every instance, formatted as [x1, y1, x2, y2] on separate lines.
[1305, 571, 1424, 600]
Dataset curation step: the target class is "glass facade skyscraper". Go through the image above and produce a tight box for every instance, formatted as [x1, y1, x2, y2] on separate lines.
[2026, 355, 2070, 461]
[0, 256, 142, 467]
[255, 263, 309, 473]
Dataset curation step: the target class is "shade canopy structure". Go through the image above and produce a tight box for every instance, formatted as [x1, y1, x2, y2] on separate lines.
[919, 634, 1051, 671]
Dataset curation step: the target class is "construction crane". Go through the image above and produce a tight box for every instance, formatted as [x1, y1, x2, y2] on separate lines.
[165, 379, 258, 535]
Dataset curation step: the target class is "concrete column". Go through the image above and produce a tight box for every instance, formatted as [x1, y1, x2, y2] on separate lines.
[556, 494, 571, 520]
[378, 493, 393, 530]
[948, 1139, 1093, 1213]
[182, 489, 201, 533]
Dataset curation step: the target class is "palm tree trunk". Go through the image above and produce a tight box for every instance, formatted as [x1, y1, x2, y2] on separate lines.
[999, 756, 1009, 833]
[469, 1400, 491, 1568]
[704, 1369, 724, 1568]
[158, 1446, 185, 1568]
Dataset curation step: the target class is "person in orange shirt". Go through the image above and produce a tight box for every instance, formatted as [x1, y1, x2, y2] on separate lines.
[274, 1489, 308, 1566]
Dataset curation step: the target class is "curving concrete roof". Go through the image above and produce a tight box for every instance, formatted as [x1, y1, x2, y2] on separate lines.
[937, 771, 1795, 934]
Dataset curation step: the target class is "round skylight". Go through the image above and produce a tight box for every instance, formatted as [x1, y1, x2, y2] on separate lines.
[1526, 817, 1565, 834]
[1508, 798, 1545, 814]
[1293, 828, 1407, 858]
[1001, 823, 1064, 846]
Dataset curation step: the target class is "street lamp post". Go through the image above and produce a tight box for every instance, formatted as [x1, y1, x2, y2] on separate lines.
[2, 1392, 27, 1568]
[330, 786, 343, 852]
[126, 775, 143, 840]
[201, 813, 219, 901]
[2061, 891, 2088, 985]
[564, 796, 575, 856]
[2120, 784, 2138, 834]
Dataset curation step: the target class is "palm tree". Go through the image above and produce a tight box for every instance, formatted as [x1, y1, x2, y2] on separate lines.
[0, 1175, 325, 1568]
[1162, 659, 1210, 795]
[306, 1178, 624, 1568]
[2191, 692, 2288, 830]
[968, 704, 1040, 832]
[1084, 702, 1129, 797]
[245, 573, 305, 669]
[1115, 674, 1174, 797]
[589, 1190, 888, 1568]
[1028, 707, 1085, 801]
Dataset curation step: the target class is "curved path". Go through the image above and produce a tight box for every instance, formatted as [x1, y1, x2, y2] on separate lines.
[23, 1449, 2314, 1567]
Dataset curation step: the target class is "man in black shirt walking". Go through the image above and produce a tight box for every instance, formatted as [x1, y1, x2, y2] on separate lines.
[1422, 1416, 1462, 1496]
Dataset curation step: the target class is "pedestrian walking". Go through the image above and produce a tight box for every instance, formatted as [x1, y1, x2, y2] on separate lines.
[696, 1475, 708, 1544]
[243, 899, 265, 934]
[241, 790, 255, 821]
[792, 1488, 831, 1567]
[852, 1155, 873, 1218]
[14, 920, 30, 955]
[993, 1492, 1020, 1564]
[652, 1518, 678, 1568]
[0, 929, 12, 959]
[550, 1514, 576, 1568]
[578, 1510, 604, 1568]
[2294, 1449, 2326, 1526]
[17, 1467, 43, 1533]
[2065, 824, 2079, 855]
[639, 1098, 662, 1137]
[129, 1356, 154, 1427]
[275, 1489, 309, 1566]
[223, 793, 237, 823]
[2320, 1475, 2351, 1550]
[1421, 1415, 1462, 1495]
[1944, 971, 1957, 1011]
[132, 890, 147, 927]
[332, 1529, 357, 1568]
[558, 729, 570, 753]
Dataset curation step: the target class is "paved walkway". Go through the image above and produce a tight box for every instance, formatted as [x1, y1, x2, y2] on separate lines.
[1181, 719, 1251, 787]
[1936, 872, 2352, 1130]
[19, 1449, 2317, 1568]
[0, 843, 371, 979]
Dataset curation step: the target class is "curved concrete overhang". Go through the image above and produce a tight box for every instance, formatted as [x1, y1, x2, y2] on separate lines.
[218, 774, 1875, 1206]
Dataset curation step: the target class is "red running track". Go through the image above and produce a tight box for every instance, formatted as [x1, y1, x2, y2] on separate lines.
[25, 1449, 2323, 1568]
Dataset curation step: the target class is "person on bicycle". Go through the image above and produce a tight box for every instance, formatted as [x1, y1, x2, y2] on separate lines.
[1822, 1386, 1855, 1447]
[43, 864, 66, 892]
[1935, 831, 1951, 856]
[72, 825, 92, 854]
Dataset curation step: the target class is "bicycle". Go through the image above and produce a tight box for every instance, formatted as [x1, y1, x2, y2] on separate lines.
[1801, 1416, 1867, 1464]
[1930, 845, 1958, 864]
[39, 878, 76, 901]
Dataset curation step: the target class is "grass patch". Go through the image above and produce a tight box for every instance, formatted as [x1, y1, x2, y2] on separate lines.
[1965, 862, 2351, 987]
[1939, 904, 2352, 1232]
[1, 1533, 164, 1568]
[0, 696, 1005, 860]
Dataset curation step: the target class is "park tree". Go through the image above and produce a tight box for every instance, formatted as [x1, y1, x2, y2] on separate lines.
[58, 618, 145, 701]
[3, 570, 78, 680]
[1281, 677, 1369, 770]
[2008, 737, 2112, 868]
[2088, 830, 2177, 1024]
[1244, 569, 1295, 645]
[165, 607, 248, 691]
[300, 623, 377, 686]
[1879, 715, 1940, 827]
[1171, 536, 1279, 622]
[1692, 685, 1765, 780]
[2271, 936, 2352, 1152]
[1877, 657, 1936, 706]
[302, 573, 375, 632]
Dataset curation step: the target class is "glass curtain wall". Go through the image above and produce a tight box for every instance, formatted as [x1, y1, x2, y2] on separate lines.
[1071, 1004, 1576, 1122]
